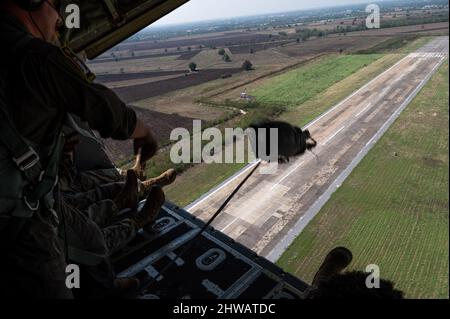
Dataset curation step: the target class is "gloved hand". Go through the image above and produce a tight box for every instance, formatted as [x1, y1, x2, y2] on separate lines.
[131, 119, 158, 165]
[63, 132, 81, 163]
[133, 130, 158, 164]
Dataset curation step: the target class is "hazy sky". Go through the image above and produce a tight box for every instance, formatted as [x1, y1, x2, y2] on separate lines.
[152, 0, 377, 26]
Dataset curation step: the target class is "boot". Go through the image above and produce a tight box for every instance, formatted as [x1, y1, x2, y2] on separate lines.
[142, 169, 177, 192]
[118, 152, 147, 181]
[107, 277, 140, 297]
[311, 247, 353, 288]
[114, 170, 139, 211]
[131, 186, 165, 229]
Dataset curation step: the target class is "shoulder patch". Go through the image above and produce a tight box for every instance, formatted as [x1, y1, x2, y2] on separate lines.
[59, 46, 96, 83]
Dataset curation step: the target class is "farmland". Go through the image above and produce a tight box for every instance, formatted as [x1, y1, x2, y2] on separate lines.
[163, 37, 433, 207]
[103, 106, 195, 162]
[250, 54, 383, 107]
[277, 61, 449, 299]
[86, 5, 448, 207]
[81, 1, 449, 298]
[163, 55, 382, 205]
[278, 37, 435, 126]
[85, 3, 449, 299]
[110, 68, 243, 104]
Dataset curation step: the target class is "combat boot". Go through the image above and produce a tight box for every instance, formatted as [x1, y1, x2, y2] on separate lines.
[114, 170, 139, 210]
[107, 277, 140, 298]
[131, 186, 165, 229]
[142, 168, 177, 191]
[311, 246, 353, 288]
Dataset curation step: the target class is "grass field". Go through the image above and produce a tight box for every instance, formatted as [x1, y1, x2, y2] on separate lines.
[278, 53, 404, 126]
[251, 54, 382, 108]
[277, 37, 433, 127]
[277, 61, 449, 299]
[164, 37, 433, 207]
[164, 53, 388, 206]
[165, 56, 421, 206]
[251, 37, 432, 111]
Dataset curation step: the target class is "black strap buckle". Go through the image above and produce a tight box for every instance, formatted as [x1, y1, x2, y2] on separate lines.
[13, 147, 40, 171]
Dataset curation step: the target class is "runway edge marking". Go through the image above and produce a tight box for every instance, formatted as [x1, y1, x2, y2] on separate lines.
[185, 52, 410, 212]
[265, 55, 447, 262]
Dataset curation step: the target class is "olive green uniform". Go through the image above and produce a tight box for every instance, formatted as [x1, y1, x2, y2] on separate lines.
[0, 12, 137, 298]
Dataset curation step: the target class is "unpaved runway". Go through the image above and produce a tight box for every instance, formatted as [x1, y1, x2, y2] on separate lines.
[186, 37, 449, 261]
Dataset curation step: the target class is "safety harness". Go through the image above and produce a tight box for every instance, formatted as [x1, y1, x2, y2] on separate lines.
[0, 98, 63, 242]
[0, 37, 107, 269]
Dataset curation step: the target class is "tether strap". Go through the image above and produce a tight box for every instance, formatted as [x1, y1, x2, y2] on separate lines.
[141, 160, 262, 292]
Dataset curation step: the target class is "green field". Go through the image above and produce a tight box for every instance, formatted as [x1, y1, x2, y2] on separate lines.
[165, 54, 390, 206]
[278, 53, 405, 126]
[277, 61, 449, 299]
[164, 37, 432, 207]
[251, 54, 382, 108]
[165, 52, 419, 206]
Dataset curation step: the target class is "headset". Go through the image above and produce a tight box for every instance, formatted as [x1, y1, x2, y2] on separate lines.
[13, 0, 45, 11]
[13, 0, 63, 42]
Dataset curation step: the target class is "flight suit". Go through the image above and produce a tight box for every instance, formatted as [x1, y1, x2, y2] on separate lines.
[60, 165, 138, 255]
[0, 12, 137, 298]
[58, 150, 140, 253]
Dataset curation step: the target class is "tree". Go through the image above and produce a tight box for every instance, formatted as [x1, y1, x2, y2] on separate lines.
[218, 48, 226, 56]
[242, 60, 253, 71]
[188, 62, 197, 72]
[223, 54, 231, 62]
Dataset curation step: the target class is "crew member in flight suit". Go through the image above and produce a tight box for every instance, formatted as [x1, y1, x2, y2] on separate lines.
[0, 0, 160, 298]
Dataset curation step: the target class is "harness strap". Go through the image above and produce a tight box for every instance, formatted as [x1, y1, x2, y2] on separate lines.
[0, 106, 43, 183]
[68, 245, 105, 267]
[0, 102, 63, 213]
[27, 135, 64, 206]
[0, 37, 64, 212]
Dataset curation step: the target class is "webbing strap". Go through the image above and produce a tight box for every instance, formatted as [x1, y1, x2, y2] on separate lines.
[0, 35, 67, 205]
[0, 36, 45, 184]
[68, 245, 105, 267]
[27, 134, 64, 206]
[0, 106, 43, 183]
